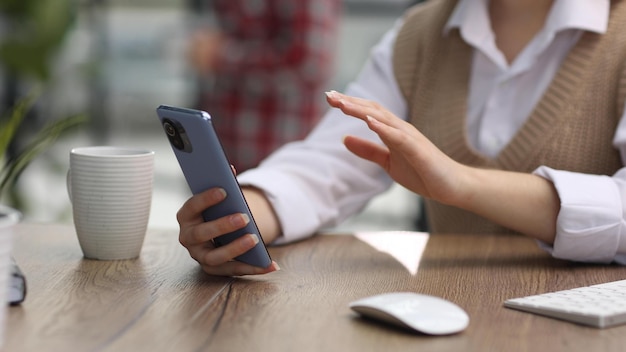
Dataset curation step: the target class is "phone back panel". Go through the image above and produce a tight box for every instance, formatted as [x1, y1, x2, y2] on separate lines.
[156, 105, 272, 268]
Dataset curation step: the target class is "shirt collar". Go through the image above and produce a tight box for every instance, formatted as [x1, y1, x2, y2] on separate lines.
[443, 0, 610, 37]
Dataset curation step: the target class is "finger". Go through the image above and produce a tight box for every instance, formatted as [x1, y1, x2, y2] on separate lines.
[365, 115, 421, 155]
[343, 135, 390, 168]
[326, 92, 383, 121]
[186, 242, 214, 264]
[326, 90, 403, 126]
[201, 260, 280, 276]
[192, 233, 264, 268]
[201, 233, 259, 266]
[176, 188, 227, 225]
[180, 212, 251, 247]
[326, 90, 380, 110]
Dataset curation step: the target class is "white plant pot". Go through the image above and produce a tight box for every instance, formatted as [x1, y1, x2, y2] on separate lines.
[0, 205, 19, 348]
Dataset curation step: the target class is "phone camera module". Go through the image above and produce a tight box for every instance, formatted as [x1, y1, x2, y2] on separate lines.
[164, 121, 177, 137]
[162, 118, 193, 153]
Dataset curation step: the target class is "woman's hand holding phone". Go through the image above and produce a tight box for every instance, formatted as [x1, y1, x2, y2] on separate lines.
[177, 186, 280, 276]
[157, 105, 279, 276]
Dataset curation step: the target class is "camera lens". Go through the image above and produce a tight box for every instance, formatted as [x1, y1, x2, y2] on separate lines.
[162, 118, 192, 152]
[164, 122, 177, 137]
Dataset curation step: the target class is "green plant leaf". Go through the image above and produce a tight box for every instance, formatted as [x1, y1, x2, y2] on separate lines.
[0, 87, 41, 156]
[34, 0, 74, 48]
[0, 0, 85, 206]
[0, 113, 87, 197]
[0, 41, 50, 81]
[0, 0, 74, 81]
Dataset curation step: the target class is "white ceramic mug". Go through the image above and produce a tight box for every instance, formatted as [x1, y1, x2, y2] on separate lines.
[67, 146, 154, 260]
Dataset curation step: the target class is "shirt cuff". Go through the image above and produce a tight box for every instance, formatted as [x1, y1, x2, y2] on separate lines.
[238, 168, 320, 246]
[534, 166, 623, 263]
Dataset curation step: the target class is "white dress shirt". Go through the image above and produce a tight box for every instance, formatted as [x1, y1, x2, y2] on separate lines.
[239, 0, 626, 264]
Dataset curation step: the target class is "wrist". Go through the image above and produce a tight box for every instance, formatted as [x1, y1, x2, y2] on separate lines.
[242, 186, 281, 243]
[438, 163, 482, 211]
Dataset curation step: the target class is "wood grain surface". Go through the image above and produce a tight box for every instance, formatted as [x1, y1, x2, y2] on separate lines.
[6, 224, 626, 352]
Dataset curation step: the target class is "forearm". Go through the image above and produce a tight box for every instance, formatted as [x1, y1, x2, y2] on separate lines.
[453, 166, 560, 243]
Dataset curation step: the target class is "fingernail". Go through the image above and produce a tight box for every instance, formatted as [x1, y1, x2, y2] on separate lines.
[230, 213, 250, 227]
[272, 261, 281, 271]
[212, 188, 226, 201]
[248, 233, 260, 245]
[366, 115, 378, 124]
[325, 90, 339, 99]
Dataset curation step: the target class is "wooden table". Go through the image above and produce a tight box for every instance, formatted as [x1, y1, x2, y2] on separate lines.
[6, 223, 626, 351]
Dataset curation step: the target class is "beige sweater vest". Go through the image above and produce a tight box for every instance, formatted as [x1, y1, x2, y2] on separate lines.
[393, 0, 626, 234]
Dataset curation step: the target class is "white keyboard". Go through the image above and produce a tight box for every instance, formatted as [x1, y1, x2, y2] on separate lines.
[504, 279, 626, 328]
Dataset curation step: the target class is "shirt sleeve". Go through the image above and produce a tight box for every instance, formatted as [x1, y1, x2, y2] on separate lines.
[238, 20, 408, 245]
[533, 100, 626, 264]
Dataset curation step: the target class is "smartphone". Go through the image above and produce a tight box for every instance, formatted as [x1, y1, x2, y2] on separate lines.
[156, 105, 272, 268]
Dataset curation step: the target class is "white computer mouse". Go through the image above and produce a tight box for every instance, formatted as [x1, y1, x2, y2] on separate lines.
[349, 292, 469, 335]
